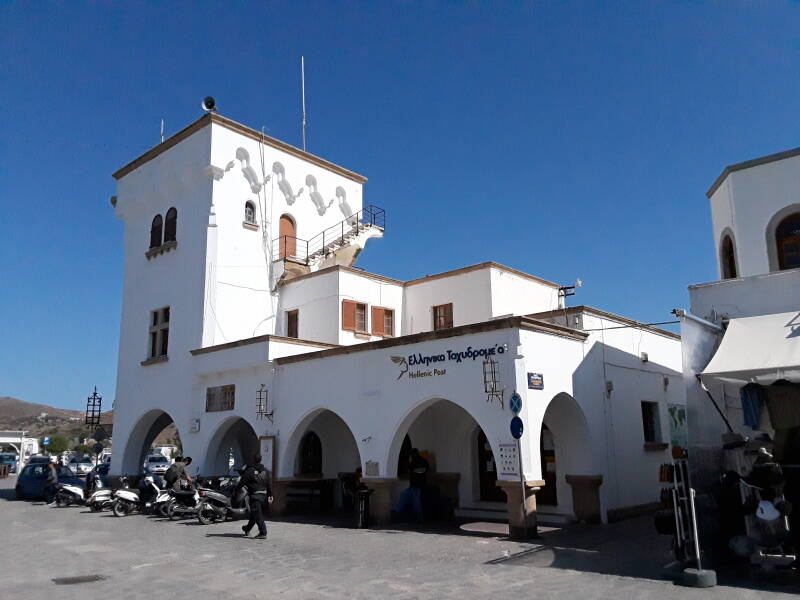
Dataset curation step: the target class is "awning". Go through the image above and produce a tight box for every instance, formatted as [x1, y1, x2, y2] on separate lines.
[700, 311, 800, 385]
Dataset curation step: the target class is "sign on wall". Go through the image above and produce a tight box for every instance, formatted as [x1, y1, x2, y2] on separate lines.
[527, 373, 544, 390]
[497, 442, 520, 478]
[206, 384, 235, 412]
[391, 342, 508, 381]
[259, 435, 276, 481]
[668, 404, 688, 451]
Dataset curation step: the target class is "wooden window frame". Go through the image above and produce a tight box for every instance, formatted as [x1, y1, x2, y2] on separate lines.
[286, 309, 299, 339]
[148, 306, 170, 359]
[371, 306, 394, 337]
[342, 300, 369, 333]
[432, 303, 453, 331]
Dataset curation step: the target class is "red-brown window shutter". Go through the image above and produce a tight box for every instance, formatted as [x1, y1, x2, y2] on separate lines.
[342, 300, 356, 331]
[371, 307, 385, 336]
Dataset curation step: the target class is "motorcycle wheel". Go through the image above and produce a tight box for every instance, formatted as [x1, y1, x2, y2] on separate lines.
[197, 504, 218, 525]
[56, 493, 70, 508]
[112, 500, 129, 517]
[168, 502, 180, 521]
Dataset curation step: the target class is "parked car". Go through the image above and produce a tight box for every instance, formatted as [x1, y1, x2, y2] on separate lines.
[144, 454, 172, 474]
[27, 455, 53, 464]
[15, 464, 83, 500]
[68, 456, 95, 475]
[0, 452, 18, 474]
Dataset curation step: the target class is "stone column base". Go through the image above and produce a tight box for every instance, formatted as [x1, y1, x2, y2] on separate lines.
[496, 479, 544, 540]
[363, 478, 396, 525]
[565, 474, 603, 524]
[270, 478, 293, 516]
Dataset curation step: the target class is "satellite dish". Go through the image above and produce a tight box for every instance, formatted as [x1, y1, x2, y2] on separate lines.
[201, 96, 217, 112]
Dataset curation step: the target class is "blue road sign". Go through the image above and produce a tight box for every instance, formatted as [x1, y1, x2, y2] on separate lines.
[510, 393, 522, 415]
[510, 416, 524, 439]
[43, 436, 51, 446]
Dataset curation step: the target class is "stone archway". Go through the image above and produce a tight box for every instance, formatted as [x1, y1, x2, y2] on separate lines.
[539, 392, 596, 521]
[201, 417, 260, 476]
[281, 408, 361, 479]
[119, 409, 181, 475]
[385, 398, 500, 519]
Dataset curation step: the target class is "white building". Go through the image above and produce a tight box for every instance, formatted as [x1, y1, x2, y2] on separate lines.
[678, 147, 800, 552]
[109, 111, 683, 537]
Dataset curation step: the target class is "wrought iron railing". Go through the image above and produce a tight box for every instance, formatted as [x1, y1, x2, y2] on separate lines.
[273, 204, 385, 264]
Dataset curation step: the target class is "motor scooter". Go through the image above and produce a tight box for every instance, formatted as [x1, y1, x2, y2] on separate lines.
[197, 477, 250, 524]
[86, 479, 114, 511]
[166, 483, 204, 520]
[112, 476, 163, 517]
[54, 482, 86, 507]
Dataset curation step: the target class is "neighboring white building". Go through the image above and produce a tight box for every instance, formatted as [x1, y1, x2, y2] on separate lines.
[109, 111, 683, 537]
[678, 148, 800, 553]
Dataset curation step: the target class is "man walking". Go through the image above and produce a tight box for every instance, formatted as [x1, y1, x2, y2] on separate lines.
[238, 453, 272, 539]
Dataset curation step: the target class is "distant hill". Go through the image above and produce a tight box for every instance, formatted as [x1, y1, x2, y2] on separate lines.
[0, 396, 112, 442]
[0, 397, 177, 450]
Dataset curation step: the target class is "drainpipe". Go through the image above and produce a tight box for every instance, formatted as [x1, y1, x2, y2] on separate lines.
[671, 309, 723, 333]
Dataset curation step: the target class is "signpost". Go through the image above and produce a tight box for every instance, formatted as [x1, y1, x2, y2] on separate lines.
[510, 412, 527, 540]
[510, 392, 522, 415]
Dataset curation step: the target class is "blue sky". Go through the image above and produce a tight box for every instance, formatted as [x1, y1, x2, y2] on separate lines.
[2, 2, 799, 410]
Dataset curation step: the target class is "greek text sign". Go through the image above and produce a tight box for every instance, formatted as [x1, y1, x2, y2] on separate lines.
[392, 343, 506, 380]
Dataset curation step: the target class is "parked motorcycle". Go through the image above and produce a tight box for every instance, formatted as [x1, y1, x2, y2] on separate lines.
[86, 480, 114, 512]
[197, 477, 249, 524]
[54, 482, 86, 507]
[166, 486, 203, 520]
[112, 476, 163, 517]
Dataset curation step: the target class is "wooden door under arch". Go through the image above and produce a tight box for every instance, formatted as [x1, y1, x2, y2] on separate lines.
[279, 214, 296, 258]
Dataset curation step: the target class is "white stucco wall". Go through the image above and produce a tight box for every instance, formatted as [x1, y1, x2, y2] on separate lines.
[403, 270, 493, 335]
[489, 268, 562, 317]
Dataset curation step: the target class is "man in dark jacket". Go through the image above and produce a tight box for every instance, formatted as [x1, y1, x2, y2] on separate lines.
[238, 454, 272, 539]
[408, 448, 429, 522]
[45, 461, 59, 506]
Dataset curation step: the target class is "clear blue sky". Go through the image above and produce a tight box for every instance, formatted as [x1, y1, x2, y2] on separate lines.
[2, 3, 799, 410]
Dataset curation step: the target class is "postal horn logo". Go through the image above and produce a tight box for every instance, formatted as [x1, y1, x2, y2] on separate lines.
[391, 356, 409, 380]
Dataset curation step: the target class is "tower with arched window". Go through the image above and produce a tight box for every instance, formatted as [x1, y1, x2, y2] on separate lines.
[707, 148, 800, 278]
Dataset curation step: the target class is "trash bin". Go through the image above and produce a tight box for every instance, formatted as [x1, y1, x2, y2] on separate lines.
[355, 488, 374, 528]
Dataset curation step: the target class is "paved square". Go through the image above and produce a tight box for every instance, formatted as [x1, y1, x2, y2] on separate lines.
[0, 478, 796, 599]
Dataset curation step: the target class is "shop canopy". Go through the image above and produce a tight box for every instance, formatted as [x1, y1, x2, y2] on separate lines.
[700, 311, 800, 385]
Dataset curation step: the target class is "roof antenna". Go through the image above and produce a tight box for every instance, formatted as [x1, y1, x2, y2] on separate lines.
[301, 56, 307, 151]
[160, 119, 165, 143]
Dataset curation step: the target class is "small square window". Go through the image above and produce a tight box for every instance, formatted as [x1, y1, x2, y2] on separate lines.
[433, 303, 453, 330]
[384, 309, 394, 337]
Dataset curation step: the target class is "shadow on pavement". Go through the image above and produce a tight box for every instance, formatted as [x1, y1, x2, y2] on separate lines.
[486, 516, 799, 593]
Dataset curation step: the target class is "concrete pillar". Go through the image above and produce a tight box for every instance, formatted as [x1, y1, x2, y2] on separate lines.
[565, 474, 603, 524]
[497, 479, 544, 540]
[363, 478, 396, 525]
[433, 472, 461, 516]
[270, 477, 293, 516]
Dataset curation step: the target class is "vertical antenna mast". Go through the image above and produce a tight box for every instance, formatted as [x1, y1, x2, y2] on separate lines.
[301, 56, 307, 151]
[160, 119, 165, 143]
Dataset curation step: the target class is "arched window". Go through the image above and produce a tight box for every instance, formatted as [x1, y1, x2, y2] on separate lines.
[149, 214, 163, 249]
[164, 207, 177, 243]
[278, 214, 297, 259]
[720, 234, 737, 279]
[299, 431, 322, 475]
[244, 201, 256, 224]
[776, 212, 800, 270]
